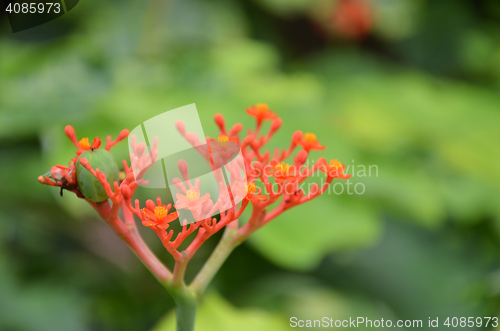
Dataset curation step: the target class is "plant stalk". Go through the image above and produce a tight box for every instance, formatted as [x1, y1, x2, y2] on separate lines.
[189, 225, 240, 297]
[166, 284, 198, 331]
[174, 296, 197, 331]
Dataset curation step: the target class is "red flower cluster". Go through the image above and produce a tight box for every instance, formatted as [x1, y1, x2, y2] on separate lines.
[38, 104, 350, 273]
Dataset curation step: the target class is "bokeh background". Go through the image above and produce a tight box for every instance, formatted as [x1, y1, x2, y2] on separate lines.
[2, 0, 500, 330]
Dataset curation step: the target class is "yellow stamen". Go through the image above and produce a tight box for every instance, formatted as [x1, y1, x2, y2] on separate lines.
[79, 138, 90, 150]
[329, 159, 342, 170]
[305, 133, 317, 143]
[255, 103, 269, 112]
[218, 135, 229, 147]
[246, 182, 256, 195]
[154, 206, 168, 220]
[186, 188, 199, 203]
[275, 162, 290, 175]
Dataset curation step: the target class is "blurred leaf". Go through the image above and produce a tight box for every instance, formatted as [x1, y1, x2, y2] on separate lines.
[254, 0, 317, 16]
[249, 196, 381, 270]
[372, 0, 423, 40]
[152, 292, 290, 331]
[362, 162, 446, 227]
[459, 30, 497, 76]
[240, 274, 397, 330]
[0, 254, 87, 331]
[317, 220, 491, 321]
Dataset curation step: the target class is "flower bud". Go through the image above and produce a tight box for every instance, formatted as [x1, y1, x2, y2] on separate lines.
[117, 129, 130, 141]
[214, 113, 225, 132]
[178, 159, 189, 181]
[145, 199, 156, 211]
[175, 120, 186, 135]
[269, 118, 282, 136]
[121, 185, 132, 200]
[295, 149, 308, 166]
[229, 123, 243, 136]
[292, 130, 303, 145]
[65, 125, 77, 145]
[135, 142, 146, 157]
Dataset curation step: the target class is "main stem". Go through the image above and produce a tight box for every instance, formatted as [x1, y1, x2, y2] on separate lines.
[168, 252, 198, 331]
[167, 282, 197, 331]
[173, 294, 197, 331]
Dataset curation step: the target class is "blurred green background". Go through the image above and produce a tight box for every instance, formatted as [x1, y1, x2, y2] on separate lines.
[2, 0, 500, 329]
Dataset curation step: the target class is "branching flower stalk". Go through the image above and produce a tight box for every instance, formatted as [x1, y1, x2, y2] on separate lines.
[38, 104, 351, 331]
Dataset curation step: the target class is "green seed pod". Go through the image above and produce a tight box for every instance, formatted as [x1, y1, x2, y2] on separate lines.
[76, 149, 119, 202]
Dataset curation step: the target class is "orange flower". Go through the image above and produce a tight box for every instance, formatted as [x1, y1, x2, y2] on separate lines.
[78, 137, 101, 151]
[294, 132, 325, 151]
[321, 159, 351, 179]
[232, 181, 268, 202]
[266, 161, 298, 184]
[142, 205, 178, 229]
[175, 188, 211, 211]
[245, 103, 277, 124]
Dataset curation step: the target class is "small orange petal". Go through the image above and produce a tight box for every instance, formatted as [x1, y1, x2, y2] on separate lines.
[142, 220, 157, 227]
[164, 211, 179, 222]
[157, 222, 171, 230]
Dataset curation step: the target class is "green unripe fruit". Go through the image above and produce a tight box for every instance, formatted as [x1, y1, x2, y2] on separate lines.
[76, 149, 120, 202]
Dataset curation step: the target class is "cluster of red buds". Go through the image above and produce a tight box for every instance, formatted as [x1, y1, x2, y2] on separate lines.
[38, 104, 351, 293]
